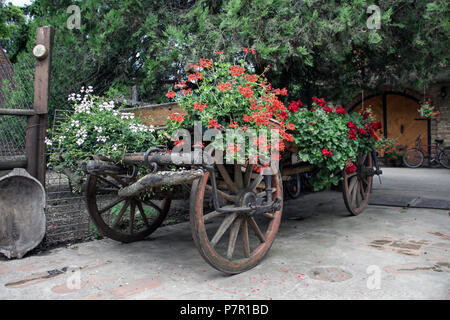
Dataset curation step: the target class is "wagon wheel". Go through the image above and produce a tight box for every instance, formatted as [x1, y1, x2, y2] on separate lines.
[342, 152, 373, 216]
[190, 164, 283, 274]
[86, 172, 171, 243]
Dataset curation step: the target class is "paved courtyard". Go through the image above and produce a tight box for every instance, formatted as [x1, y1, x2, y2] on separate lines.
[0, 168, 449, 300]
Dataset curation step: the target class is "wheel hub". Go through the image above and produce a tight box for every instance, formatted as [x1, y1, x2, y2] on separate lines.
[236, 190, 257, 208]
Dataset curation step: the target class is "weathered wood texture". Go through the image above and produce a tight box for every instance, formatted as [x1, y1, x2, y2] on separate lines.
[25, 26, 54, 187]
[0, 168, 46, 259]
[0, 109, 36, 116]
[127, 103, 185, 127]
[0, 155, 27, 170]
[117, 169, 204, 198]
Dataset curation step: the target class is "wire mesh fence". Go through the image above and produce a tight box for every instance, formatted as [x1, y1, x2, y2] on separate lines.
[43, 109, 93, 245]
[0, 52, 35, 157]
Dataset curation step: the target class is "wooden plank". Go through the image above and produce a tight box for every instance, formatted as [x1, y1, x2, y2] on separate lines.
[30, 26, 54, 187]
[0, 155, 27, 170]
[0, 109, 36, 116]
[33, 26, 54, 115]
[282, 165, 315, 176]
[128, 103, 186, 127]
[25, 115, 39, 178]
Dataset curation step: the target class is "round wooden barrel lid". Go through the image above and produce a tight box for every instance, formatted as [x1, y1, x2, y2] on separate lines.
[0, 168, 46, 259]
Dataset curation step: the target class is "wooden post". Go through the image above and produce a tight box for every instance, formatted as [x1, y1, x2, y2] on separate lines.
[26, 26, 54, 187]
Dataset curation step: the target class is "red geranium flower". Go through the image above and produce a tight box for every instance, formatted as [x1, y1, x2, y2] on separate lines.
[174, 81, 186, 89]
[165, 91, 176, 99]
[170, 113, 184, 123]
[238, 84, 254, 98]
[347, 121, 357, 129]
[229, 65, 245, 77]
[287, 101, 300, 113]
[274, 88, 288, 96]
[183, 88, 193, 95]
[244, 74, 258, 82]
[312, 97, 326, 107]
[323, 106, 333, 113]
[345, 162, 356, 174]
[322, 148, 333, 157]
[188, 72, 203, 82]
[279, 111, 288, 120]
[336, 106, 346, 115]
[200, 58, 213, 68]
[208, 118, 221, 129]
[194, 102, 208, 111]
[229, 121, 239, 128]
[217, 82, 232, 92]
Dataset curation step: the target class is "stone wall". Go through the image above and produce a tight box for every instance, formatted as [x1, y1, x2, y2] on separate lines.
[428, 81, 450, 148]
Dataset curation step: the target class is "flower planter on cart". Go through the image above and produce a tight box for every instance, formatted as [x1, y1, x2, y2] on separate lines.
[82, 126, 381, 274]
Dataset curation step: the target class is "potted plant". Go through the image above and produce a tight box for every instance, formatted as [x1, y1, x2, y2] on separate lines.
[418, 99, 440, 119]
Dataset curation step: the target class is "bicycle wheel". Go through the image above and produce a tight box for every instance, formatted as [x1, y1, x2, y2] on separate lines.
[438, 147, 450, 168]
[402, 148, 424, 168]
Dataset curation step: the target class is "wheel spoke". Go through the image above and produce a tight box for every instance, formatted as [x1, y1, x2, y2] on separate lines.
[249, 173, 264, 192]
[217, 164, 239, 194]
[355, 181, 362, 206]
[205, 185, 236, 203]
[351, 180, 358, 206]
[97, 175, 120, 189]
[241, 218, 250, 258]
[128, 202, 136, 234]
[142, 199, 162, 213]
[227, 218, 242, 259]
[136, 201, 150, 228]
[248, 217, 266, 243]
[203, 210, 222, 223]
[348, 176, 358, 194]
[234, 164, 244, 189]
[210, 212, 237, 248]
[359, 180, 365, 199]
[244, 164, 255, 187]
[112, 200, 130, 228]
[99, 197, 126, 215]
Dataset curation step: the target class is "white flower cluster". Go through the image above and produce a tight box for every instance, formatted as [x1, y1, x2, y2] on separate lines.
[80, 86, 93, 94]
[76, 128, 88, 145]
[111, 144, 118, 151]
[94, 126, 103, 133]
[96, 135, 108, 143]
[99, 101, 115, 112]
[129, 122, 153, 133]
[68, 86, 96, 113]
[74, 98, 94, 114]
[44, 137, 53, 146]
[121, 112, 135, 120]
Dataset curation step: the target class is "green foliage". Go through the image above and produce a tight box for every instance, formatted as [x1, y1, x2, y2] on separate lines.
[47, 87, 161, 176]
[287, 102, 380, 190]
[0, 0, 25, 40]
[3, 0, 449, 114]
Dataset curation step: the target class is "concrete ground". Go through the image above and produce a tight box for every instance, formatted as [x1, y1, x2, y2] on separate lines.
[0, 168, 449, 300]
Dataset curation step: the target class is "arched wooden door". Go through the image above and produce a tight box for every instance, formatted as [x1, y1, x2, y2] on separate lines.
[351, 93, 428, 151]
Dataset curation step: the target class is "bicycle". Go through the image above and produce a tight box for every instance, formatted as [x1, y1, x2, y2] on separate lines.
[402, 135, 450, 168]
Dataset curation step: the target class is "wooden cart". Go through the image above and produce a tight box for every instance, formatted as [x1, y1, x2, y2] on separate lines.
[83, 105, 382, 274]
